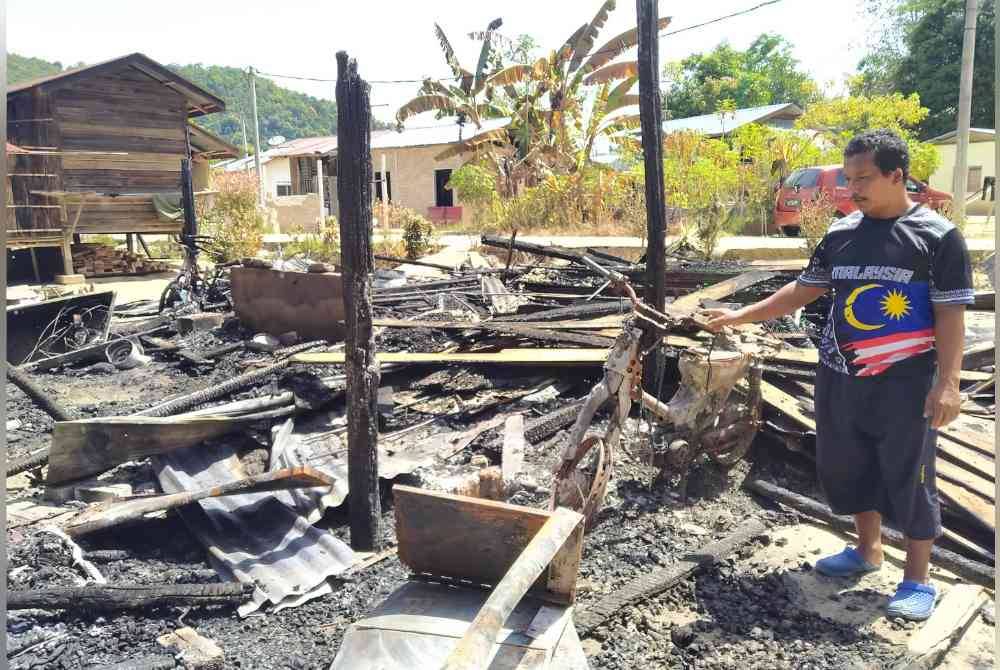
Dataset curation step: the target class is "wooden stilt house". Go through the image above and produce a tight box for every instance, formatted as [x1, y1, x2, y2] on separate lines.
[6, 52, 235, 278]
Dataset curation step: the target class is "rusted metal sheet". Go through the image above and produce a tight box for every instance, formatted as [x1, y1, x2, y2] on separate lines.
[230, 267, 346, 342]
[155, 442, 356, 616]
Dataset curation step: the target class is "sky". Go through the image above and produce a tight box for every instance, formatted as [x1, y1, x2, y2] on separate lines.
[7, 0, 869, 125]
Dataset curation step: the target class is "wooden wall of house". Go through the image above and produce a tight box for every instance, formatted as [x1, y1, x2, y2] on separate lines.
[53, 64, 188, 234]
[7, 90, 63, 233]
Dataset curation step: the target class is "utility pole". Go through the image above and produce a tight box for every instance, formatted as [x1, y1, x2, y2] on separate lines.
[952, 0, 979, 226]
[636, 0, 667, 391]
[249, 67, 265, 206]
[336, 51, 381, 552]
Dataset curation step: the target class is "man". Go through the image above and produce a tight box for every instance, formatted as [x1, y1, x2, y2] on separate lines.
[704, 129, 973, 621]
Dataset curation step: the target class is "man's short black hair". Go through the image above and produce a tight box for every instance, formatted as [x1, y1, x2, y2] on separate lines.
[844, 129, 910, 179]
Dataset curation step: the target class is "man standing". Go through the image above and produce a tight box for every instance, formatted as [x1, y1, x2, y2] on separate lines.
[704, 129, 974, 621]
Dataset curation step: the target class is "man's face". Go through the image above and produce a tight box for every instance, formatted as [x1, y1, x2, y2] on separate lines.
[843, 152, 904, 215]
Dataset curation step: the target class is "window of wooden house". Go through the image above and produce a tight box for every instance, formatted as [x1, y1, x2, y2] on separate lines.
[276, 182, 292, 197]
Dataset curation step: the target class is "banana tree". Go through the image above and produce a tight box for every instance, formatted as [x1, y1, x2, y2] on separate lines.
[395, 19, 509, 131]
[483, 0, 670, 164]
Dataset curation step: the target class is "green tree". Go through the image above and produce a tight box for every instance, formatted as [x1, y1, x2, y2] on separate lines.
[795, 94, 940, 179]
[8, 53, 62, 83]
[662, 34, 821, 119]
[852, 0, 994, 139]
[895, 0, 995, 138]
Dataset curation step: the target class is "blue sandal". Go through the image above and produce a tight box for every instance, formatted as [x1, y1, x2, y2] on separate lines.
[887, 581, 938, 621]
[814, 546, 881, 577]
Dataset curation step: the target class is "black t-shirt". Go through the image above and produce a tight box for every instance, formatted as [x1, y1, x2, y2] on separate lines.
[797, 205, 974, 377]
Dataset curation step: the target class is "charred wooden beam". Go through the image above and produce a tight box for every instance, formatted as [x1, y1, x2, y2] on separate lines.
[575, 520, 767, 634]
[337, 51, 382, 552]
[492, 300, 629, 323]
[525, 400, 588, 444]
[5, 361, 72, 421]
[8, 582, 251, 611]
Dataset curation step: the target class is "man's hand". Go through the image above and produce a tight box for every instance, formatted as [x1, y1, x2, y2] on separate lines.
[701, 308, 742, 333]
[924, 379, 962, 429]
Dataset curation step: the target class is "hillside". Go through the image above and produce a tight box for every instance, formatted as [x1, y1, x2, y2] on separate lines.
[8, 53, 65, 83]
[168, 63, 343, 150]
[5, 53, 382, 150]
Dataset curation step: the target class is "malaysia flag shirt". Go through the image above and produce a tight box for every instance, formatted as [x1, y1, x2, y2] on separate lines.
[797, 204, 974, 377]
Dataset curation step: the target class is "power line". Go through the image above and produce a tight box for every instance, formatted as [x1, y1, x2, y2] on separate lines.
[253, 0, 786, 86]
[661, 0, 783, 37]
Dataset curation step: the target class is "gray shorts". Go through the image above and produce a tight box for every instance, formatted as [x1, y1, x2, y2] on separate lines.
[814, 364, 942, 540]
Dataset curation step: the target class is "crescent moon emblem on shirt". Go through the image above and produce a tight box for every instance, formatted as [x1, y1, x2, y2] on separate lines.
[843, 283, 885, 331]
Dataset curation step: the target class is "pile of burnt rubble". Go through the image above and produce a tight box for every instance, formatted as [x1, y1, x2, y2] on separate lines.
[5, 235, 994, 669]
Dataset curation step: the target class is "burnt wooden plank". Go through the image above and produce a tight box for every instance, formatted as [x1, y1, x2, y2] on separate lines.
[936, 457, 995, 502]
[47, 414, 277, 485]
[670, 270, 778, 313]
[393, 485, 579, 602]
[937, 439, 995, 483]
[65, 467, 334, 536]
[938, 479, 996, 534]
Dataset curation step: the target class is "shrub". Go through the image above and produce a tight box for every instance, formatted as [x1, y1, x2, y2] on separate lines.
[284, 217, 341, 264]
[396, 207, 435, 259]
[146, 238, 182, 259]
[799, 191, 837, 253]
[198, 171, 267, 262]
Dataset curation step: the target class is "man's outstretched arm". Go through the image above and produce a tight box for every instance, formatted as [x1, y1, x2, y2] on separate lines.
[702, 280, 828, 332]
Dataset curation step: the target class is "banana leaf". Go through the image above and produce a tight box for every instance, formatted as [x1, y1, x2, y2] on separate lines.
[580, 17, 671, 74]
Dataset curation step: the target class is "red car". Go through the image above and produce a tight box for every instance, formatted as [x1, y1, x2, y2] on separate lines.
[773, 164, 952, 236]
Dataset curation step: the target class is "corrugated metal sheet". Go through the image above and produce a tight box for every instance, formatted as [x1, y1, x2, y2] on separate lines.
[155, 442, 356, 617]
[267, 136, 339, 157]
[269, 413, 441, 523]
[629, 103, 803, 138]
[330, 581, 587, 670]
[369, 117, 510, 151]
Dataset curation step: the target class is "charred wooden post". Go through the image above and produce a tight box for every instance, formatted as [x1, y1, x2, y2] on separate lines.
[636, 0, 668, 391]
[180, 158, 198, 272]
[336, 51, 382, 551]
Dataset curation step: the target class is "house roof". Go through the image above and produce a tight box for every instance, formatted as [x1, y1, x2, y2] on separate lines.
[654, 103, 804, 138]
[189, 124, 241, 160]
[927, 128, 995, 144]
[266, 136, 339, 158]
[219, 117, 512, 170]
[369, 117, 511, 151]
[8, 52, 225, 117]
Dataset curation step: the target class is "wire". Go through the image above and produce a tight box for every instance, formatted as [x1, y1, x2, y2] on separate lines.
[252, 0, 786, 86]
[661, 0, 784, 37]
